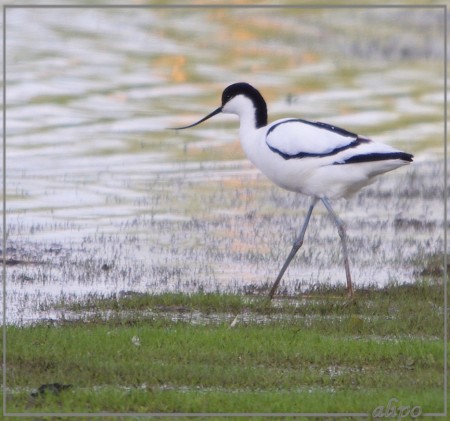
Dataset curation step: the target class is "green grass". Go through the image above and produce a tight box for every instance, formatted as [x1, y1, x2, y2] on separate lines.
[2, 281, 445, 415]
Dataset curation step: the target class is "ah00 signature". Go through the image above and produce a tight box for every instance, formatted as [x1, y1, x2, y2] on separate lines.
[373, 398, 422, 419]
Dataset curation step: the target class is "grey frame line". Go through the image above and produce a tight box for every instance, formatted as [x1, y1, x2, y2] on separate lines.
[2, 3, 448, 8]
[5, 412, 370, 418]
[2, 3, 447, 418]
[443, 4, 448, 418]
[2, 3, 6, 417]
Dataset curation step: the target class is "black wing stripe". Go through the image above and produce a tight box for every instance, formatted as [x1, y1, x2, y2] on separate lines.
[268, 137, 365, 160]
[266, 118, 357, 138]
[333, 152, 414, 165]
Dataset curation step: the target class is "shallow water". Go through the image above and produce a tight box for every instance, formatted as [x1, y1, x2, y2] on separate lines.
[3, 6, 446, 324]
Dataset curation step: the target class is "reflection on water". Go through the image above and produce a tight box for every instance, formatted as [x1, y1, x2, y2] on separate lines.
[4, 6, 445, 324]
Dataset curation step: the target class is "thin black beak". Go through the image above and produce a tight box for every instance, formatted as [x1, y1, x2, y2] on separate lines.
[168, 106, 223, 130]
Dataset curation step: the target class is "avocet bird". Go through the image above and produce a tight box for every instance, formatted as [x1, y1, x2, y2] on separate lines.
[171, 82, 413, 298]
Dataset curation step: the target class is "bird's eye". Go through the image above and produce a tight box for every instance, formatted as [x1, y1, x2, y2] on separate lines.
[222, 93, 232, 105]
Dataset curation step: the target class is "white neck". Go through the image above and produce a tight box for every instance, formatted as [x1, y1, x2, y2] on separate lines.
[222, 95, 259, 134]
[221, 94, 265, 166]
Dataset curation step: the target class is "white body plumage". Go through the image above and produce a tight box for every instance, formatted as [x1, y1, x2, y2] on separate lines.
[223, 93, 411, 199]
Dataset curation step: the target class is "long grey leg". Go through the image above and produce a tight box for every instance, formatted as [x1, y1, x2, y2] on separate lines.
[268, 197, 319, 299]
[321, 197, 354, 297]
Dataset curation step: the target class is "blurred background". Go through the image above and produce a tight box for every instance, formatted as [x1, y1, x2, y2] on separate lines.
[3, 4, 446, 323]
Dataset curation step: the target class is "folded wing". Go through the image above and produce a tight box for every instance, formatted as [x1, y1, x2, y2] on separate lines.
[265, 118, 413, 165]
[265, 118, 363, 159]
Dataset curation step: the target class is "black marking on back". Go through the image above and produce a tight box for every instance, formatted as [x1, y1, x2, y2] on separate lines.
[263, 116, 414, 164]
[334, 152, 414, 165]
[267, 140, 362, 160]
[267, 118, 358, 138]
[266, 118, 366, 160]
[222, 83, 267, 128]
